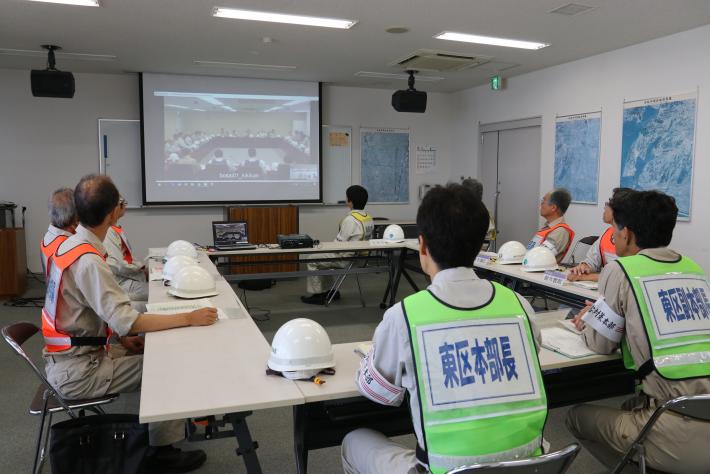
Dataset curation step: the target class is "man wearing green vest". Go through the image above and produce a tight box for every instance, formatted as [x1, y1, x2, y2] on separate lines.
[568, 190, 710, 473]
[342, 183, 547, 474]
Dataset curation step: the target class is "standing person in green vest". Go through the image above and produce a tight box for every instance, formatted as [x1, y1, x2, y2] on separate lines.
[568, 189, 710, 473]
[341, 183, 547, 474]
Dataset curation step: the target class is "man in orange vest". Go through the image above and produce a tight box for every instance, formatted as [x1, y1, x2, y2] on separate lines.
[43, 174, 217, 473]
[104, 196, 148, 306]
[568, 188, 632, 282]
[40, 187, 78, 275]
[527, 188, 575, 263]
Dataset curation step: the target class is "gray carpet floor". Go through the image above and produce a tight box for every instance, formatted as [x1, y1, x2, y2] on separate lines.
[0, 271, 623, 473]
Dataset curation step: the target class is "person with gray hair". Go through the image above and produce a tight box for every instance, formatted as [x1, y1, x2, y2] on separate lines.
[40, 187, 78, 274]
[527, 187, 575, 263]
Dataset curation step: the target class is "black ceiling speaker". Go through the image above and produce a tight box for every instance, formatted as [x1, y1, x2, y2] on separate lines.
[31, 45, 75, 98]
[391, 70, 427, 113]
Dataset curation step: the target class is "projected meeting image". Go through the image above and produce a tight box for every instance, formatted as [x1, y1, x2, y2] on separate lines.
[141, 74, 321, 204]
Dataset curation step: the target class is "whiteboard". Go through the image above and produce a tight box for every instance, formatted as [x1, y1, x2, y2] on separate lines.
[97, 119, 351, 206]
[322, 125, 352, 205]
[98, 119, 142, 208]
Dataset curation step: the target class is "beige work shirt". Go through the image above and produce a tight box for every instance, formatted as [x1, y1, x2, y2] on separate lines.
[41, 225, 73, 274]
[43, 224, 140, 358]
[538, 216, 571, 261]
[582, 247, 710, 401]
[337, 211, 374, 242]
[104, 226, 146, 283]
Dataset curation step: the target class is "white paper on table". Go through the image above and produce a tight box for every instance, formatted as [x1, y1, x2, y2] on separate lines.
[369, 239, 405, 246]
[571, 280, 599, 290]
[145, 298, 230, 320]
[557, 319, 583, 335]
[541, 327, 596, 359]
[148, 261, 164, 281]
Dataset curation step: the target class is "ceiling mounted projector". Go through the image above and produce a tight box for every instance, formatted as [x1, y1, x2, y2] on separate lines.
[391, 70, 427, 113]
[31, 45, 75, 98]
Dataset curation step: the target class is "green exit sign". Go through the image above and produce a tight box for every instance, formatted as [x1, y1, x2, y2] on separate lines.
[490, 75, 502, 91]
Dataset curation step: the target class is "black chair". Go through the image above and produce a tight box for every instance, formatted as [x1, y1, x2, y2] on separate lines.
[2, 322, 118, 474]
[611, 395, 710, 474]
[564, 235, 599, 267]
[446, 443, 580, 474]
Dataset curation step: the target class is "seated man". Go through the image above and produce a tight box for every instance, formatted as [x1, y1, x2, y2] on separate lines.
[40, 187, 78, 275]
[43, 174, 218, 473]
[301, 185, 374, 305]
[568, 187, 631, 282]
[527, 188, 574, 263]
[104, 196, 148, 306]
[568, 190, 710, 474]
[342, 183, 547, 474]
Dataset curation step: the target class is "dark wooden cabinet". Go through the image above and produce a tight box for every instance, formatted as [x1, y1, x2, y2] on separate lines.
[0, 228, 27, 297]
[226, 206, 299, 274]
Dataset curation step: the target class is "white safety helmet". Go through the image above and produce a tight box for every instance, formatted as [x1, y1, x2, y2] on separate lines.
[167, 266, 218, 299]
[163, 255, 199, 281]
[497, 241, 527, 265]
[165, 240, 198, 260]
[383, 224, 405, 242]
[268, 318, 335, 380]
[522, 246, 558, 272]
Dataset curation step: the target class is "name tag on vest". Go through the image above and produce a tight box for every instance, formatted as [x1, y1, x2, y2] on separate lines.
[639, 274, 710, 340]
[543, 270, 567, 286]
[475, 252, 498, 265]
[416, 317, 541, 411]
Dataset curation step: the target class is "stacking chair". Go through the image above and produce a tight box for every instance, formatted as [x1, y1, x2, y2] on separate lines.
[325, 258, 367, 308]
[2, 322, 119, 474]
[564, 235, 599, 267]
[611, 394, 710, 474]
[446, 443, 580, 474]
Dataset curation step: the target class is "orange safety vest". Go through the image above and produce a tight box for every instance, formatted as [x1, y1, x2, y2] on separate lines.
[527, 223, 576, 259]
[598, 226, 617, 267]
[40, 234, 69, 275]
[42, 241, 112, 352]
[111, 225, 134, 264]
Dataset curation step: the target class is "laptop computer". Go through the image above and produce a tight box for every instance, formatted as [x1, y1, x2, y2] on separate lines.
[212, 221, 257, 251]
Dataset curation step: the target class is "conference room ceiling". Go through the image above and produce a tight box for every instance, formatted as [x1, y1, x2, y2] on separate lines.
[2, 0, 710, 92]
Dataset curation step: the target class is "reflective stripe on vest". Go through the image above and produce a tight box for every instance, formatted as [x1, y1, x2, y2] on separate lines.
[599, 227, 617, 267]
[41, 234, 69, 276]
[616, 254, 710, 381]
[111, 225, 134, 264]
[527, 223, 575, 258]
[42, 241, 109, 352]
[402, 283, 547, 474]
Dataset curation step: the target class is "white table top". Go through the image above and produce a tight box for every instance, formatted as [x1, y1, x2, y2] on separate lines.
[293, 310, 620, 403]
[140, 257, 304, 423]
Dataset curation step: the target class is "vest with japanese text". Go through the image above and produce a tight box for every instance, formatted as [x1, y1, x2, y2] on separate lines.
[616, 254, 710, 381]
[599, 227, 617, 267]
[42, 240, 111, 352]
[340, 211, 374, 241]
[402, 283, 547, 474]
[527, 223, 575, 259]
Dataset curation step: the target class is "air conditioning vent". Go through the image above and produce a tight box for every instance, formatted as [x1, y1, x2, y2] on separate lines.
[390, 49, 492, 72]
[549, 3, 596, 16]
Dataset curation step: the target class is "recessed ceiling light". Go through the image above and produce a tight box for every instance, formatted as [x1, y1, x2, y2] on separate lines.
[27, 0, 99, 6]
[194, 60, 297, 71]
[435, 31, 549, 50]
[212, 7, 357, 29]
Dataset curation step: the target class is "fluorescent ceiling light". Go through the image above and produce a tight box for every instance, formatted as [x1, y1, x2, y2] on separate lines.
[212, 7, 357, 29]
[0, 48, 115, 61]
[194, 60, 296, 71]
[27, 0, 100, 6]
[435, 32, 549, 50]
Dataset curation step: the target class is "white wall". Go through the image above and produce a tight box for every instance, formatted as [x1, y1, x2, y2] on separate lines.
[451, 24, 710, 269]
[0, 71, 454, 272]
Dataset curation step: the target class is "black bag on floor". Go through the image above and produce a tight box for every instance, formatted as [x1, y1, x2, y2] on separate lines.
[50, 414, 148, 474]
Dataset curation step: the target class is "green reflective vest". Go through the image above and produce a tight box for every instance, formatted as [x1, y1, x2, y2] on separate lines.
[402, 282, 547, 474]
[616, 254, 710, 380]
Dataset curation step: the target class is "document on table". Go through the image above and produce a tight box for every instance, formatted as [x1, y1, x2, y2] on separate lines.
[148, 260, 164, 281]
[571, 280, 599, 290]
[541, 327, 596, 359]
[558, 318, 583, 335]
[145, 299, 236, 320]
